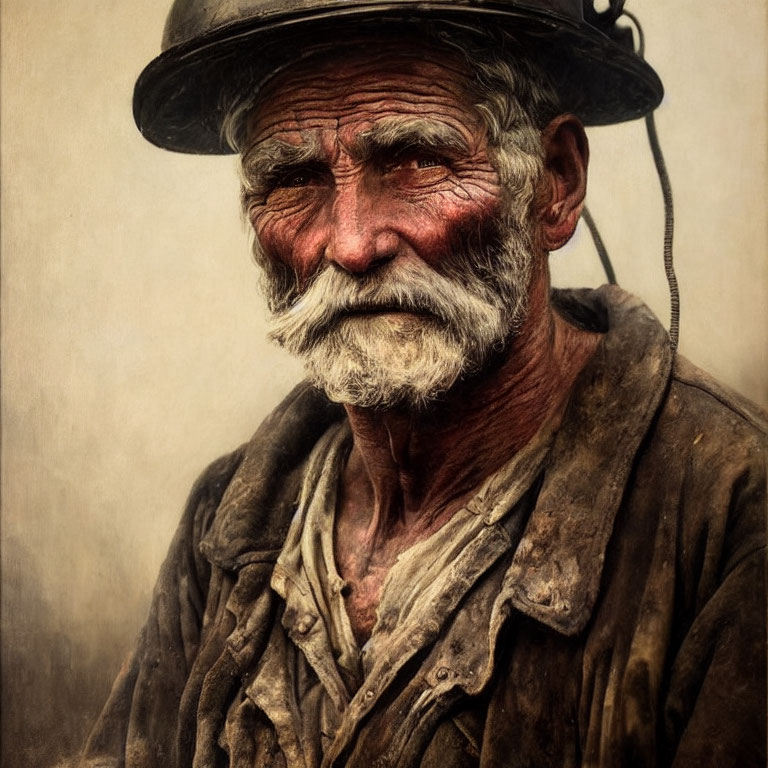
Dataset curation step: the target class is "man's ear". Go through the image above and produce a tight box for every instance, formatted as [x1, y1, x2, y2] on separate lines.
[535, 114, 589, 252]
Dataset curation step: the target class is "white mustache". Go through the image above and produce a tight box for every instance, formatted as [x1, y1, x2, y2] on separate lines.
[268, 258, 504, 352]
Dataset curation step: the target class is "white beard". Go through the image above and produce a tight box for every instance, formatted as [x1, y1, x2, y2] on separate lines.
[262, 222, 536, 410]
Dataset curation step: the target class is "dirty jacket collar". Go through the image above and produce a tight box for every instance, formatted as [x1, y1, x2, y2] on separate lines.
[201, 285, 672, 637]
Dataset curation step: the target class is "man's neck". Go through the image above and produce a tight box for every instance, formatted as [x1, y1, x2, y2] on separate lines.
[339, 269, 602, 548]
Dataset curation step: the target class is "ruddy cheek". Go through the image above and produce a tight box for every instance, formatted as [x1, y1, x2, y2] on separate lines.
[394, 189, 502, 266]
[253, 205, 327, 283]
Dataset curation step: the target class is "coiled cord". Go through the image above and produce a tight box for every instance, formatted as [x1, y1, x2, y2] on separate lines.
[582, 6, 680, 350]
[623, 10, 680, 351]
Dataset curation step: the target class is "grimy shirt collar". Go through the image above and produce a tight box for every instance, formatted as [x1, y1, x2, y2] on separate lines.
[201, 284, 673, 636]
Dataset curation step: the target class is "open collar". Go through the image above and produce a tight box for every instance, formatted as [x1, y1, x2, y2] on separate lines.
[202, 286, 673, 637]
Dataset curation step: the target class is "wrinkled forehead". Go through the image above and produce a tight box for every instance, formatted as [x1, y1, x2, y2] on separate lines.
[245, 42, 482, 147]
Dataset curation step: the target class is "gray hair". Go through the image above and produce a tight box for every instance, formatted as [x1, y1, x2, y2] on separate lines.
[220, 25, 561, 187]
[447, 29, 561, 222]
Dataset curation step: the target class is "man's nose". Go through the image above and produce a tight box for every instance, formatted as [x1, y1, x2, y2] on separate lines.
[324, 178, 398, 274]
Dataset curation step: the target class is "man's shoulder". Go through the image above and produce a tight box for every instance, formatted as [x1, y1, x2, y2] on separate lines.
[639, 354, 767, 554]
[633, 355, 768, 510]
[186, 381, 344, 569]
[670, 354, 768, 441]
[186, 443, 250, 514]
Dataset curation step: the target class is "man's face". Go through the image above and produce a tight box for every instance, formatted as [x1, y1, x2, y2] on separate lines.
[241, 45, 542, 408]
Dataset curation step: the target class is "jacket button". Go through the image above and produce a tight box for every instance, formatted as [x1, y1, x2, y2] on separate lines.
[296, 614, 317, 634]
[364, 689, 375, 701]
[436, 667, 450, 681]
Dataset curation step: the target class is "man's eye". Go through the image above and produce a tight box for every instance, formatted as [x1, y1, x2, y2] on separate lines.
[271, 165, 327, 191]
[278, 171, 313, 188]
[385, 154, 447, 173]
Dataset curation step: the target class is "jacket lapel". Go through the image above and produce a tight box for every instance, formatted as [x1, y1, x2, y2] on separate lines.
[200, 381, 344, 570]
[502, 286, 673, 635]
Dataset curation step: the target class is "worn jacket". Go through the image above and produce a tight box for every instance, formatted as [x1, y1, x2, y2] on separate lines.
[82, 287, 767, 767]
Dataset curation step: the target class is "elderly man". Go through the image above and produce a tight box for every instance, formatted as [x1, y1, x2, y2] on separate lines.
[82, 1, 766, 766]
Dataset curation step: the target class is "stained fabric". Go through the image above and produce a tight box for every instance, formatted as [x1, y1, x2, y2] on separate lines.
[253, 406, 558, 767]
[77, 286, 767, 768]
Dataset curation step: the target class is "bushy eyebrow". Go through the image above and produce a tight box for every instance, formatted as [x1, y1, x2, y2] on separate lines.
[354, 118, 470, 162]
[239, 118, 469, 198]
[240, 135, 325, 193]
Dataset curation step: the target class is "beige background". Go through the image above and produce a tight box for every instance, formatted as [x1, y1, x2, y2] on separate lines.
[1, 1, 767, 765]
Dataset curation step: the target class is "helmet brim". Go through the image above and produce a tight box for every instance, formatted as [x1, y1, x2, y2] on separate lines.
[133, 3, 663, 154]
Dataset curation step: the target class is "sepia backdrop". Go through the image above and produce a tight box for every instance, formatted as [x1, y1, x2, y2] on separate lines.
[2, 2, 767, 766]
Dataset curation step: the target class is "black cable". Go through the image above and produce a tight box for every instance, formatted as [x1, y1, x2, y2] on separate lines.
[582, 206, 617, 285]
[623, 9, 680, 351]
[645, 111, 680, 351]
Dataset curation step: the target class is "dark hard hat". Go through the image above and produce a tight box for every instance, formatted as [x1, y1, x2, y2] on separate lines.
[134, 0, 663, 155]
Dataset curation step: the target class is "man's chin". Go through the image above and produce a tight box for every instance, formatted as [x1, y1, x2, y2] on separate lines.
[338, 309, 434, 325]
[298, 324, 469, 410]
[336, 310, 441, 339]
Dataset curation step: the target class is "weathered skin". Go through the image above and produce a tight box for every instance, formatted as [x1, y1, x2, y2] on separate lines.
[244, 45, 600, 644]
[243, 47, 502, 283]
